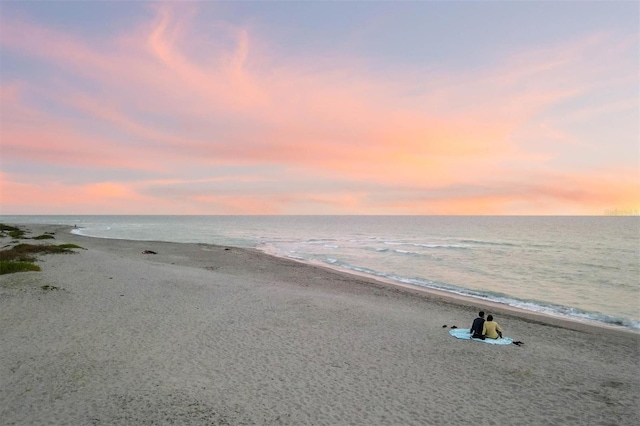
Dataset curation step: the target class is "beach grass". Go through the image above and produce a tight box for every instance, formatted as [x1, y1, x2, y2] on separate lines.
[0, 224, 21, 232]
[0, 243, 80, 275]
[0, 260, 41, 275]
[1, 224, 27, 239]
[33, 234, 55, 240]
[57, 244, 85, 250]
[0, 244, 76, 262]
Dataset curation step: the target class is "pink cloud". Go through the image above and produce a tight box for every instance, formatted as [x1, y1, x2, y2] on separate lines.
[0, 86, 165, 171]
[1, 5, 638, 214]
[0, 175, 133, 215]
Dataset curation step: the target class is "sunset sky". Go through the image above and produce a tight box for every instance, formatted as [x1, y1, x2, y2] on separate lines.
[1, 1, 638, 215]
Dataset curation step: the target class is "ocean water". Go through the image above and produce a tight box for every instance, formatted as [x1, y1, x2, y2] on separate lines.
[2, 215, 638, 331]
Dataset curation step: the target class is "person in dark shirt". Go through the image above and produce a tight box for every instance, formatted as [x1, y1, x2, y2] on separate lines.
[470, 311, 485, 339]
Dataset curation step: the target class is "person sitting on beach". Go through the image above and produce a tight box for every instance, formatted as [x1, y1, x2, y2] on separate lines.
[470, 311, 485, 339]
[482, 315, 503, 339]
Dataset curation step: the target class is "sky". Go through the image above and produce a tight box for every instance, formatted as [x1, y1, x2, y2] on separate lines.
[0, 0, 638, 215]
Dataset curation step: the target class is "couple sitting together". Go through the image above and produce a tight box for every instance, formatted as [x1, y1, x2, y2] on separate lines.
[470, 311, 503, 340]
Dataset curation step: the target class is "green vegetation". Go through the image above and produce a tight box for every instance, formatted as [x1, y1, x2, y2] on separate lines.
[57, 244, 85, 250]
[0, 225, 25, 240]
[0, 224, 27, 239]
[0, 241, 81, 276]
[0, 261, 41, 275]
[33, 234, 55, 240]
[9, 230, 25, 239]
[0, 244, 76, 262]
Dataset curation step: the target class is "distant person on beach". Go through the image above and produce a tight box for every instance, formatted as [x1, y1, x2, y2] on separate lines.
[482, 315, 503, 339]
[470, 311, 485, 339]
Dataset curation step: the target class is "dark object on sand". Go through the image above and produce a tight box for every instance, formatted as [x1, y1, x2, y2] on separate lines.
[450, 325, 458, 329]
[41, 285, 58, 291]
[225, 248, 231, 251]
[512, 341, 524, 346]
[442, 325, 447, 328]
[142, 250, 157, 254]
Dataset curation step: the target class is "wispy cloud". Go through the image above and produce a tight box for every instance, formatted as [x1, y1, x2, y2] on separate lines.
[1, 4, 637, 214]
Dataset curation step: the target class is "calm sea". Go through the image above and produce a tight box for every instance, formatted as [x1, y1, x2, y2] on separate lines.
[2, 215, 638, 331]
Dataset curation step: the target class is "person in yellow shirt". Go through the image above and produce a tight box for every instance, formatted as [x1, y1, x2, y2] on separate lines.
[482, 315, 503, 339]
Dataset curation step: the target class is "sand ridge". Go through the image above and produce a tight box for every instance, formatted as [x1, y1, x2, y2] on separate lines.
[1, 224, 638, 425]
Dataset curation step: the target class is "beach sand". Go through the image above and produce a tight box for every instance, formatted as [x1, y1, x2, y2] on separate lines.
[1, 224, 638, 425]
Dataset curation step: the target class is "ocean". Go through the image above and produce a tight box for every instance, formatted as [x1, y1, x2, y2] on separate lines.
[2, 215, 638, 331]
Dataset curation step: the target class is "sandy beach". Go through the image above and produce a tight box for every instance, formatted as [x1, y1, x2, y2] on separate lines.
[1, 224, 638, 425]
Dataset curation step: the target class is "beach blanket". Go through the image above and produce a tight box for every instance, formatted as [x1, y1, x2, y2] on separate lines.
[449, 328, 513, 345]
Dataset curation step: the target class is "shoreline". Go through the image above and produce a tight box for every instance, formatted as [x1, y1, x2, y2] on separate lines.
[63, 224, 638, 337]
[2, 223, 639, 424]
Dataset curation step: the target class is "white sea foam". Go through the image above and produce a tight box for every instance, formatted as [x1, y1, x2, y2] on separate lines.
[413, 243, 469, 249]
[394, 249, 421, 255]
[321, 258, 640, 331]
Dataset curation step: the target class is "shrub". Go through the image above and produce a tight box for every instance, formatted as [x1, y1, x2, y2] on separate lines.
[0, 243, 78, 274]
[0, 224, 27, 239]
[57, 244, 85, 250]
[33, 234, 55, 240]
[0, 261, 41, 275]
[0, 244, 74, 262]
[8, 229, 26, 239]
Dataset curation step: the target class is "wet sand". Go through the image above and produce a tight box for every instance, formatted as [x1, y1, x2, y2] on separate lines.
[1, 224, 638, 425]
